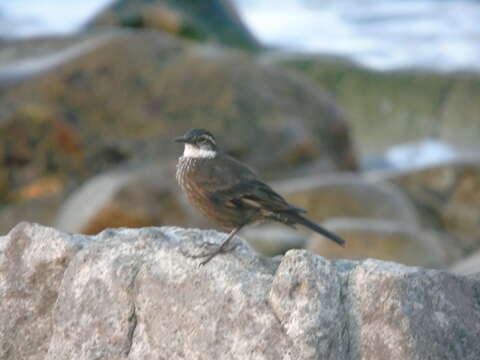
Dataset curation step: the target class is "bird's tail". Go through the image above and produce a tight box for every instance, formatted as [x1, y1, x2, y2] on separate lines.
[290, 213, 345, 247]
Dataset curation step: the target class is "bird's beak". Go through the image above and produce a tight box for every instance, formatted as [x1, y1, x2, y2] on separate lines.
[174, 136, 189, 143]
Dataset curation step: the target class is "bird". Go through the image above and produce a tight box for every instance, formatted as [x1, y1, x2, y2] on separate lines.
[174, 128, 345, 265]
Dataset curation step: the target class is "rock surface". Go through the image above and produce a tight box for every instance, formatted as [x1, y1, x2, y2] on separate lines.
[307, 218, 463, 268]
[0, 223, 86, 359]
[1, 222, 480, 359]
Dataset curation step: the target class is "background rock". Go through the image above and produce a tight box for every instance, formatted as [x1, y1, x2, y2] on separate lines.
[449, 250, 480, 276]
[241, 225, 307, 256]
[88, 0, 259, 49]
[273, 173, 418, 226]
[370, 159, 480, 252]
[307, 218, 463, 268]
[0, 195, 63, 235]
[0, 35, 95, 67]
[0, 32, 115, 88]
[0, 30, 355, 206]
[1, 223, 480, 359]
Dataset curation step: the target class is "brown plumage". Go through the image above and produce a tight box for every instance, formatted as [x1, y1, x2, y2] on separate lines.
[175, 128, 345, 265]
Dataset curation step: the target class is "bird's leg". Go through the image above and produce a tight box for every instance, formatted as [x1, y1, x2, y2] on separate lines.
[199, 225, 243, 266]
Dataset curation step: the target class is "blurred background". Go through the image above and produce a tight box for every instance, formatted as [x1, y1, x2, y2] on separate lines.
[0, 0, 479, 274]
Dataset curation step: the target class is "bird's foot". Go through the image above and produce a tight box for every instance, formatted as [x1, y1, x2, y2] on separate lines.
[180, 241, 239, 265]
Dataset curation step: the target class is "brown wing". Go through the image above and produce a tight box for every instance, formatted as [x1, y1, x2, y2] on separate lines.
[201, 154, 305, 214]
[211, 179, 305, 213]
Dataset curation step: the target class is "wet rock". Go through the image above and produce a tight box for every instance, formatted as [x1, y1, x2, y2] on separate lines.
[2, 223, 479, 359]
[273, 173, 418, 226]
[370, 159, 480, 251]
[0, 30, 355, 205]
[307, 218, 463, 268]
[88, 0, 259, 49]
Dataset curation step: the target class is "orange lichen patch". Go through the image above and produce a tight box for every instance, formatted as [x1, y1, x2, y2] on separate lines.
[13, 176, 64, 201]
[53, 120, 83, 154]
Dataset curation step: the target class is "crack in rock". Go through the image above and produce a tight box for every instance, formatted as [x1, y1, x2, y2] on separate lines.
[336, 261, 358, 360]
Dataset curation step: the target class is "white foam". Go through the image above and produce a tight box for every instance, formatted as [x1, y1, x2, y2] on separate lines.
[235, 0, 480, 72]
[386, 138, 457, 169]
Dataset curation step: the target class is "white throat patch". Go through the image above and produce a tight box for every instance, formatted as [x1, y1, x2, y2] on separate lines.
[183, 144, 216, 158]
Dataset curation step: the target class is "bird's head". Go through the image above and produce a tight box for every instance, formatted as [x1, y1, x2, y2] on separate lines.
[174, 128, 218, 158]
